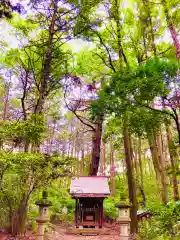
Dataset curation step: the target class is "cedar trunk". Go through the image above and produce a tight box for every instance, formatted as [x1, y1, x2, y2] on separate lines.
[147, 133, 161, 182]
[156, 134, 169, 204]
[3, 81, 11, 121]
[137, 139, 146, 207]
[102, 140, 106, 175]
[165, 124, 179, 201]
[123, 115, 137, 235]
[110, 140, 116, 196]
[80, 148, 85, 176]
[90, 121, 103, 176]
[148, 132, 169, 203]
[162, 0, 180, 58]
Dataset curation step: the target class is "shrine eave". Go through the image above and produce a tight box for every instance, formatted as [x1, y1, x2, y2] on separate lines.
[71, 193, 109, 198]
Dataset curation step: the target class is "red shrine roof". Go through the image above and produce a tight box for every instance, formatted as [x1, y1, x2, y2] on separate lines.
[70, 176, 110, 198]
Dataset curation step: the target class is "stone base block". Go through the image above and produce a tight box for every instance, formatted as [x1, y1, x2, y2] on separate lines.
[119, 236, 130, 240]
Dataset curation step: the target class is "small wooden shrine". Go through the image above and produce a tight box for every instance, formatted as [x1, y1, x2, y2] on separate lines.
[137, 210, 153, 221]
[70, 176, 110, 229]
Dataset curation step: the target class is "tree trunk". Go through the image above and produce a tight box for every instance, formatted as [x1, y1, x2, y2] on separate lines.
[3, 80, 11, 121]
[70, 143, 74, 158]
[47, 124, 52, 154]
[99, 140, 104, 175]
[161, 132, 170, 166]
[168, 24, 180, 59]
[80, 148, 85, 176]
[147, 132, 161, 182]
[138, 138, 146, 207]
[67, 142, 71, 157]
[34, 1, 57, 115]
[110, 140, 116, 196]
[156, 134, 169, 204]
[16, 172, 35, 235]
[114, 0, 129, 67]
[162, 0, 180, 59]
[138, 139, 143, 188]
[133, 139, 139, 178]
[102, 140, 106, 175]
[24, 139, 30, 153]
[76, 150, 80, 175]
[165, 123, 179, 201]
[49, 122, 56, 154]
[148, 131, 169, 204]
[144, 0, 157, 55]
[123, 114, 137, 235]
[16, 194, 29, 235]
[173, 110, 180, 146]
[90, 121, 103, 176]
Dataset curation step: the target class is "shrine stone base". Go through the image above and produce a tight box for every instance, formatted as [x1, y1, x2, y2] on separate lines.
[66, 227, 110, 235]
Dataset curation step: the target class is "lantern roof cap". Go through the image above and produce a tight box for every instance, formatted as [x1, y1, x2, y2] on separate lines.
[35, 200, 52, 207]
[115, 201, 131, 209]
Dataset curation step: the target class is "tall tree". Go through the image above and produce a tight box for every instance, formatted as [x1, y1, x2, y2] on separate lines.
[161, 0, 180, 59]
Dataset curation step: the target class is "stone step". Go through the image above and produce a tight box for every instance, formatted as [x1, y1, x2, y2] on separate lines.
[66, 228, 111, 235]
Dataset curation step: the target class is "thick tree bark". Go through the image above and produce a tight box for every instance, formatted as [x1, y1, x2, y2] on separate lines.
[90, 121, 103, 175]
[16, 176, 34, 236]
[34, 1, 57, 115]
[165, 123, 179, 201]
[147, 132, 161, 182]
[16, 196, 28, 235]
[123, 114, 137, 235]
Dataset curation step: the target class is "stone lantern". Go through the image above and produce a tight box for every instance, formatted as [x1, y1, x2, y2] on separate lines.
[116, 201, 131, 240]
[35, 191, 52, 240]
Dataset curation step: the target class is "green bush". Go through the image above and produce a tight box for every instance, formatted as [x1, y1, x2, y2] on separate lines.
[139, 201, 180, 239]
[104, 197, 117, 220]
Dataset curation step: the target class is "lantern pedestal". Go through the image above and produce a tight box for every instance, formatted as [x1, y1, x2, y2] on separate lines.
[116, 202, 131, 240]
[35, 191, 52, 240]
[36, 222, 46, 240]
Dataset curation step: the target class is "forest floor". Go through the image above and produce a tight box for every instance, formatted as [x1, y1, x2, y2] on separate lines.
[53, 224, 120, 240]
[0, 223, 120, 240]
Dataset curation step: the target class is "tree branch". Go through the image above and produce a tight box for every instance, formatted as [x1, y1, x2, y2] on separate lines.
[134, 97, 177, 121]
[64, 88, 95, 131]
[92, 30, 117, 73]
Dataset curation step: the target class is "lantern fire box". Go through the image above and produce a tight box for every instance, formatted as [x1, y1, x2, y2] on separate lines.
[70, 176, 110, 229]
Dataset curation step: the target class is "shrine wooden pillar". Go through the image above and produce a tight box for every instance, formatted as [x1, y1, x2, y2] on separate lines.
[100, 199, 103, 228]
[75, 199, 78, 228]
